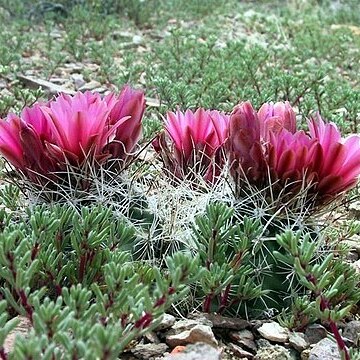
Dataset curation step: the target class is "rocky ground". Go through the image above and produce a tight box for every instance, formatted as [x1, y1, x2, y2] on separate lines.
[4, 308, 360, 359]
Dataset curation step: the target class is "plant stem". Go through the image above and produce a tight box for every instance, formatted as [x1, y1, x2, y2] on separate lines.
[319, 296, 350, 360]
[0, 347, 7, 360]
[218, 284, 231, 314]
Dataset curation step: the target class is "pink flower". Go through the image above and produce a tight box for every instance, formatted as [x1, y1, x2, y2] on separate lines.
[0, 114, 25, 170]
[308, 115, 360, 196]
[104, 85, 145, 160]
[43, 91, 118, 165]
[227, 102, 266, 186]
[0, 86, 145, 189]
[227, 101, 360, 202]
[258, 101, 296, 138]
[153, 108, 229, 183]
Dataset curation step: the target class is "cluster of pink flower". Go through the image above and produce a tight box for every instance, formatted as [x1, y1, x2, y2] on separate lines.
[155, 101, 360, 200]
[0, 88, 359, 200]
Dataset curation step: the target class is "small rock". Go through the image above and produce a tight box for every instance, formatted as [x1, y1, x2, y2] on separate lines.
[79, 80, 102, 92]
[352, 259, 360, 274]
[91, 87, 107, 94]
[84, 63, 99, 72]
[301, 349, 311, 360]
[171, 318, 212, 332]
[64, 63, 84, 73]
[230, 329, 256, 351]
[166, 324, 218, 348]
[228, 343, 254, 359]
[346, 250, 359, 262]
[0, 79, 7, 89]
[49, 30, 62, 39]
[257, 322, 289, 343]
[111, 30, 134, 40]
[71, 73, 86, 90]
[144, 331, 160, 344]
[343, 320, 360, 346]
[131, 343, 168, 359]
[256, 338, 272, 349]
[156, 313, 176, 331]
[254, 344, 292, 360]
[17, 75, 76, 96]
[132, 35, 143, 45]
[48, 77, 68, 85]
[145, 97, 161, 107]
[289, 332, 309, 352]
[308, 338, 341, 360]
[349, 201, 360, 220]
[202, 313, 249, 330]
[4, 316, 32, 354]
[163, 343, 221, 360]
[305, 324, 327, 344]
[345, 235, 360, 254]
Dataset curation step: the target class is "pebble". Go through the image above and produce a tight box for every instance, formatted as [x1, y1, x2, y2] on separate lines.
[257, 322, 289, 343]
[17, 74, 76, 96]
[228, 342, 254, 359]
[171, 318, 212, 331]
[304, 324, 327, 344]
[71, 73, 86, 90]
[254, 344, 293, 360]
[352, 259, 360, 274]
[156, 314, 176, 331]
[132, 35, 144, 45]
[345, 235, 360, 254]
[166, 324, 218, 348]
[130, 343, 168, 359]
[202, 313, 249, 330]
[288, 332, 309, 352]
[229, 329, 256, 351]
[343, 320, 360, 346]
[163, 343, 221, 360]
[349, 201, 360, 219]
[308, 338, 341, 360]
[79, 80, 102, 92]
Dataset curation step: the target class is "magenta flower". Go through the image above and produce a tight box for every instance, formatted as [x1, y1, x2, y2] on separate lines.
[227, 101, 360, 202]
[0, 86, 145, 189]
[227, 101, 266, 186]
[104, 85, 145, 160]
[257, 101, 296, 137]
[308, 115, 360, 196]
[42, 91, 120, 165]
[153, 108, 229, 183]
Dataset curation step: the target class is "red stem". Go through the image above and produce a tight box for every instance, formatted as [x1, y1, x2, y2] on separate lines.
[0, 347, 7, 360]
[218, 284, 231, 314]
[78, 253, 87, 283]
[203, 294, 212, 313]
[319, 297, 350, 360]
[307, 275, 350, 360]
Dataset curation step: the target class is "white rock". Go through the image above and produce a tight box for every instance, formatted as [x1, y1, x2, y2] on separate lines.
[71, 73, 86, 90]
[257, 322, 289, 343]
[309, 338, 341, 360]
[131, 343, 168, 358]
[156, 313, 176, 331]
[163, 343, 221, 360]
[79, 80, 102, 92]
[289, 332, 309, 351]
[166, 324, 218, 347]
[132, 35, 143, 45]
